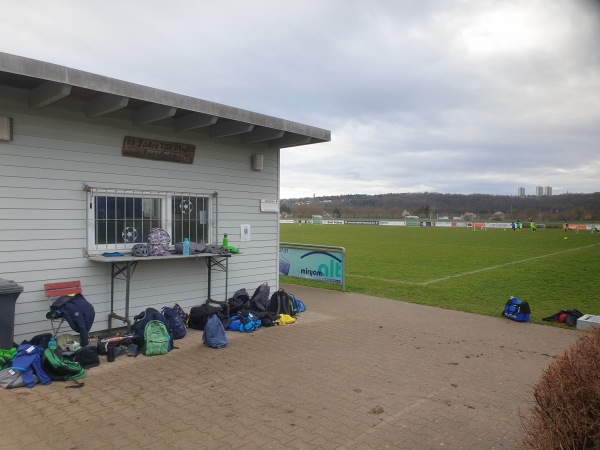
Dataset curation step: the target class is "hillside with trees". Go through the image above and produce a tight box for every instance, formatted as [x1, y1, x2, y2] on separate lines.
[281, 192, 600, 221]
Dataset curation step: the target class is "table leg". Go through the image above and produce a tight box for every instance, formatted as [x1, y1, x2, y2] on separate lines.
[108, 261, 134, 334]
[206, 257, 212, 301]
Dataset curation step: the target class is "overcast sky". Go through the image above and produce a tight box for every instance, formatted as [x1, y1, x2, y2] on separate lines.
[1, 0, 599, 198]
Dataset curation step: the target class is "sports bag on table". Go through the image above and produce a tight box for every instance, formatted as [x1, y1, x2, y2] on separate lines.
[502, 296, 531, 322]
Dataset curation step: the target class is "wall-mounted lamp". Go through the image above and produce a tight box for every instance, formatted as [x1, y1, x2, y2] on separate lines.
[252, 154, 264, 171]
[0, 116, 13, 142]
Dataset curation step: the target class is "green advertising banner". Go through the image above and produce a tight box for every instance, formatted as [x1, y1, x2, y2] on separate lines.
[279, 243, 346, 291]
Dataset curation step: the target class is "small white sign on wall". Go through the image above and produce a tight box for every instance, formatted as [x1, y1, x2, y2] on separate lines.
[260, 199, 279, 213]
[241, 224, 251, 242]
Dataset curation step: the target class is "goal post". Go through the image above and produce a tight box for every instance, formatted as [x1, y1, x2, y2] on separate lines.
[471, 222, 487, 231]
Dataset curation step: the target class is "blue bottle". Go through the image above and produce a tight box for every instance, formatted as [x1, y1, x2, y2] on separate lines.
[183, 238, 190, 256]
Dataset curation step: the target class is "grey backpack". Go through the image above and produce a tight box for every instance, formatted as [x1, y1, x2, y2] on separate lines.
[202, 314, 228, 349]
[250, 283, 270, 311]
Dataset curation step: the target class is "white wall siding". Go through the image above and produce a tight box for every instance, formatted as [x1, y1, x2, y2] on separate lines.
[0, 103, 280, 343]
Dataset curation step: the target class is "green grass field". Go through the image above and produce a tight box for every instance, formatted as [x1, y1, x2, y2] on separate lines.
[280, 224, 600, 326]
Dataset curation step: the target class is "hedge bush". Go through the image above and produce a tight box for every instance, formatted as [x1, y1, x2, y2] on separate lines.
[522, 327, 600, 449]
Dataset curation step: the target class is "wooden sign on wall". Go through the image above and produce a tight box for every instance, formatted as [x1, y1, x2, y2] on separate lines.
[122, 136, 196, 164]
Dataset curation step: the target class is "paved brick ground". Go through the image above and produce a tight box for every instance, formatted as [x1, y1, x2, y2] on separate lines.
[0, 284, 579, 449]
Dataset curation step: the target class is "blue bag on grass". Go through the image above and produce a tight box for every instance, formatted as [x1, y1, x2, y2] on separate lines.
[502, 296, 531, 322]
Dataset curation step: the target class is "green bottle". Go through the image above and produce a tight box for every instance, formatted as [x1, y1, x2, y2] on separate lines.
[223, 233, 228, 247]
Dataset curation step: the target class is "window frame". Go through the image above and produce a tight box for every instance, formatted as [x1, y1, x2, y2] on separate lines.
[85, 186, 215, 255]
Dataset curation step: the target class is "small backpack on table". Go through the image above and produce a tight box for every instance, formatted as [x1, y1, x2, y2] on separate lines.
[147, 228, 171, 256]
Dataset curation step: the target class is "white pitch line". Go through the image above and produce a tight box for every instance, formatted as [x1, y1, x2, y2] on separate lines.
[348, 274, 423, 286]
[349, 243, 600, 287]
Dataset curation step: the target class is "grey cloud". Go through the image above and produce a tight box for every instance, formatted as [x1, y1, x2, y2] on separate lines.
[1, 0, 598, 197]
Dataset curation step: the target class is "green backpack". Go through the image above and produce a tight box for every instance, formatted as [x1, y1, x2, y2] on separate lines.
[42, 348, 86, 381]
[143, 320, 170, 356]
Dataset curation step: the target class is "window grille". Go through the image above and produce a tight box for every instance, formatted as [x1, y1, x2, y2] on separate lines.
[85, 186, 216, 254]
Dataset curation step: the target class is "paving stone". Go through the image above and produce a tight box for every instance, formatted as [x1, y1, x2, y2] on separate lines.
[0, 284, 579, 449]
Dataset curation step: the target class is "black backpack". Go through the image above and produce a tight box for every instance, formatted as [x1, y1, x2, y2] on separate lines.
[188, 304, 222, 330]
[227, 288, 250, 314]
[251, 310, 279, 327]
[65, 345, 100, 369]
[268, 289, 293, 317]
[22, 333, 53, 349]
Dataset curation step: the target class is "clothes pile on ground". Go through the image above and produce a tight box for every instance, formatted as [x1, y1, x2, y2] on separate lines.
[0, 284, 306, 389]
[502, 295, 591, 328]
[542, 309, 584, 327]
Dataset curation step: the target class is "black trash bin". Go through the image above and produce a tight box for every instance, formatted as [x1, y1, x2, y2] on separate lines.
[0, 278, 24, 349]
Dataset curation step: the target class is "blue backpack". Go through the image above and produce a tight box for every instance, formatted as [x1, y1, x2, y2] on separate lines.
[161, 306, 187, 340]
[502, 297, 531, 322]
[293, 297, 307, 313]
[202, 314, 228, 348]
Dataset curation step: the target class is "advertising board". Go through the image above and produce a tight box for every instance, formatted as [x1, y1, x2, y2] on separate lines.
[279, 243, 346, 291]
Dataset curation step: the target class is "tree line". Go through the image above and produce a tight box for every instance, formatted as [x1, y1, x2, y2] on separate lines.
[281, 192, 600, 221]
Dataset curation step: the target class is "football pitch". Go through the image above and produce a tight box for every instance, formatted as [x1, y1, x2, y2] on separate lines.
[280, 224, 600, 325]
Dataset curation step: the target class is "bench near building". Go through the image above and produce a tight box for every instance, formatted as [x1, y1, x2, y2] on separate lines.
[0, 52, 330, 344]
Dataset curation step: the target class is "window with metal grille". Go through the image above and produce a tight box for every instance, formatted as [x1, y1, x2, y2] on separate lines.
[85, 186, 215, 254]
